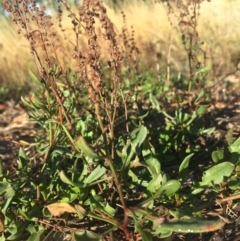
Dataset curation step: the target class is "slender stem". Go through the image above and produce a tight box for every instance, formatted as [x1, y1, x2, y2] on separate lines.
[0, 156, 3, 179]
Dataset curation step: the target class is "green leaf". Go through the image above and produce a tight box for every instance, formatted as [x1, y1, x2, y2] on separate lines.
[18, 147, 27, 160]
[149, 93, 160, 112]
[103, 203, 116, 217]
[7, 221, 29, 240]
[26, 231, 44, 241]
[129, 209, 153, 241]
[0, 181, 15, 199]
[228, 176, 240, 190]
[84, 165, 106, 185]
[131, 125, 148, 151]
[159, 219, 224, 233]
[194, 88, 205, 103]
[226, 129, 233, 145]
[74, 136, 101, 160]
[154, 227, 172, 238]
[73, 230, 102, 241]
[60, 171, 85, 188]
[193, 162, 234, 194]
[18, 209, 31, 221]
[21, 96, 34, 109]
[158, 180, 181, 196]
[140, 180, 181, 206]
[211, 150, 224, 163]
[200, 162, 234, 186]
[144, 157, 161, 178]
[178, 153, 194, 181]
[196, 105, 208, 116]
[128, 169, 138, 182]
[147, 173, 164, 192]
[169, 208, 193, 219]
[0, 236, 5, 241]
[121, 126, 148, 171]
[29, 70, 41, 85]
[17, 148, 28, 169]
[201, 126, 215, 135]
[229, 136, 240, 154]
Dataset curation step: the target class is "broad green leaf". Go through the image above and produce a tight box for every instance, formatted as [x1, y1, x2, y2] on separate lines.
[228, 176, 239, 190]
[159, 219, 224, 233]
[147, 173, 164, 192]
[140, 180, 181, 206]
[142, 140, 156, 157]
[211, 150, 224, 163]
[178, 153, 194, 181]
[144, 157, 161, 178]
[26, 231, 44, 241]
[200, 162, 234, 187]
[229, 137, 240, 154]
[7, 222, 29, 240]
[0, 181, 15, 199]
[84, 165, 106, 185]
[73, 230, 101, 241]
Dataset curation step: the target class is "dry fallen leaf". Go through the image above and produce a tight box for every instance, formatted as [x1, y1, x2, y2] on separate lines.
[0, 211, 5, 232]
[46, 202, 77, 216]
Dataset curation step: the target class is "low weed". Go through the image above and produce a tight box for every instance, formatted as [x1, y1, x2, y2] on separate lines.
[1, 0, 240, 240]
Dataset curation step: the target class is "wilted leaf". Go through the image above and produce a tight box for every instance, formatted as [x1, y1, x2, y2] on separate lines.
[74, 204, 86, 219]
[46, 202, 77, 216]
[0, 211, 5, 232]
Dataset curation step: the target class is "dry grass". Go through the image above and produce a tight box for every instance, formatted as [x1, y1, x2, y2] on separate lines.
[1, 0, 240, 98]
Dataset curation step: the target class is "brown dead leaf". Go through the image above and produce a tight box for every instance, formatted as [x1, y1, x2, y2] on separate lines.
[46, 202, 77, 216]
[0, 211, 5, 232]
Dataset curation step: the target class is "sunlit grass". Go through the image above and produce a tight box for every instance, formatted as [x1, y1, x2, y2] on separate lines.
[0, 0, 240, 99]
